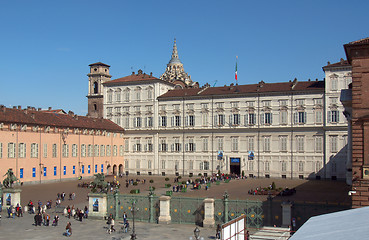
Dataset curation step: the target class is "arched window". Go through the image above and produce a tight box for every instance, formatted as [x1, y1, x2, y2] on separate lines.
[107, 90, 113, 103]
[93, 82, 98, 94]
[115, 89, 121, 102]
[94, 104, 97, 111]
[124, 88, 130, 102]
[147, 87, 153, 100]
[136, 87, 141, 101]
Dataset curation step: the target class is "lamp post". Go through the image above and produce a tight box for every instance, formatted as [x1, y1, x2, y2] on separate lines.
[130, 200, 138, 240]
[189, 227, 204, 240]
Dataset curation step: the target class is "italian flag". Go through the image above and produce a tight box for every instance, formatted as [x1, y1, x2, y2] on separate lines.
[235, 56, 238, 81]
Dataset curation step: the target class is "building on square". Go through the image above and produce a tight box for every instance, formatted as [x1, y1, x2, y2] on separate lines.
[87, 39, 350, 180]
[0, 105, 124, 184]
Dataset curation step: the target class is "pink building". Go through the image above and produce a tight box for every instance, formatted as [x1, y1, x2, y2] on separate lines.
[0, 105, 125, 184]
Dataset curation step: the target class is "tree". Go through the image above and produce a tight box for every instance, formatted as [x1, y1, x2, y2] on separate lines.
[3, 169, 19, 188]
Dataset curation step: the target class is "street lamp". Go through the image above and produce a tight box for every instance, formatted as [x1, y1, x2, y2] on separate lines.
[130, 200, 139, 240]
[194, 227, 200, 240]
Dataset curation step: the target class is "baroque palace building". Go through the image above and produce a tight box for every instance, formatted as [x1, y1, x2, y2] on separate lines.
[0, 106, 124, 183]
[88, 40, 351, 180]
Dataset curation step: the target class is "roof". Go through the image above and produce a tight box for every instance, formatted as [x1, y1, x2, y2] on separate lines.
[89, 62, 110, 67]
[322, 59, 351, 70]
[290, 206, 369, 240]
[158, 80, 324, 99]
[346, 37, 369, 45]
[104, 70, 172, 86]
[0, 106, 124, 132]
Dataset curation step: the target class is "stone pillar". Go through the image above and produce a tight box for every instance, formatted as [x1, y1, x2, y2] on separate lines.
[114, 191, 119, 220]
[281, 201, 292, 228]
[88, 193, 107, 219]
[158, 196, 171, 224]
[2, 188, 21, 210]
[203, 198, 215, 227]
[223, 191, 229, 223]
[149, 193, 154, 223]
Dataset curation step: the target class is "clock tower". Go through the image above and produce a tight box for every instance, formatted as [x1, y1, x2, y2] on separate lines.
[87, 62, 111, 118]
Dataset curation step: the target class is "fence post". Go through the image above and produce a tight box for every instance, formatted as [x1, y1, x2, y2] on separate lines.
[281, 201, 292, 228]
[223, 191, 229, 223]
[158, 196, 171, 224]
[149, 191, 154, 223]
[267, 194, 273, 226]
[203, 198, 215, 227]
[114, 191, 119, 220]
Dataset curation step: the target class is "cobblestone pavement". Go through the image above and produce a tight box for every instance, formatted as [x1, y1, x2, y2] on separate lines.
[0, 210, 216, 240]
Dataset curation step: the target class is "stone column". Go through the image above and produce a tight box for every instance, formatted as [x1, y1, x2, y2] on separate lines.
[203, 198, 215, 227]
[149, 193, 154, 223]
[114, 191, 119, 220]
[88, 193, 107, 219]
[2, 188, 21, 210]
[158, 196, 171, 224]
[281, 201, 292, 228]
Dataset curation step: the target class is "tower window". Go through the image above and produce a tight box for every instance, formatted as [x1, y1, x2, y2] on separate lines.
[94, 104, 97, 111]
[94, 68, 97, 72]
[93, 82, 98, 94]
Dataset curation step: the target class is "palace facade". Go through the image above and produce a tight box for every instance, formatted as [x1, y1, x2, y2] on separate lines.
[88, 40, 351, 180]
[0, 106, 124, 183]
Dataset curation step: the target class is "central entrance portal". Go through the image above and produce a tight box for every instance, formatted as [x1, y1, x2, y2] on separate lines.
[230, 157, 241, 175]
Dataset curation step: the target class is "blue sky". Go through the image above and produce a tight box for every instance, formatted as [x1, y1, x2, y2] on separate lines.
[1, 0, 368, 115]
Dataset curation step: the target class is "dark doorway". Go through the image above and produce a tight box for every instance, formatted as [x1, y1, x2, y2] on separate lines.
[230, 157, 241, 175]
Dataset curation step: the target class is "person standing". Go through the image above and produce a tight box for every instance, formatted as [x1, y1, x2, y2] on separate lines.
[123, 212, 127, 224]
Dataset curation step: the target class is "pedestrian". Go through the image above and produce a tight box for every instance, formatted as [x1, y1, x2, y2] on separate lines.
[246, 230, 250, 240]
[123, 211, 127, 224]
[53, 215, 59, 226]
[65, 222, 72, 237]
[216, 224, 221, 239]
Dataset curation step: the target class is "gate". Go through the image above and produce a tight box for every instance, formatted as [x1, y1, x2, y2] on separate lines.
[214, 199, 225, 223]
[106, 193, 159, 223]
[228, 199, 263, 229]
[170, 197, 204, 224]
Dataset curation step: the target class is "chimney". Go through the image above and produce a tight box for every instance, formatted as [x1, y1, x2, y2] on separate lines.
[132, 72, 135, 75]
[48, 107, 52, 111]
[13, 106, 16, 109]
[150, 72, 153, 77]
[27, 106, 31, 110]
[18, 105, 21, 110]
[68, 111, 74, 116]
[0, 105, 5, 112]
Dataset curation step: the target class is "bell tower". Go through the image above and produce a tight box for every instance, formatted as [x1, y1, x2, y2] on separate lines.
[87, 62, 111, 118]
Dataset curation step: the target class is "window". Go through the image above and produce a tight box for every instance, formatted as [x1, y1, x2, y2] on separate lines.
[249, 161, 254, 171]
[63, 166, 66, 175]
[173, 138, 181, 152]
[160, 116, 167, 127]
[94, 144, 99, 156]
[134, 117, 142, 128]
[330, 136, 338, 153]
[232, 114, 240, 125]
[298, 162, 304, 172]
[124, 139, 129, 152]
[297, 136, 304, 152]
[19, 143, 26, 158]
[328, 110, 339, 123]
[263, 136, 270, 152]
[87, 144, 92, 157]
[247, 101, 254, 107]
[280, 100, 287, 106]
[147, 139, 153, 152]
[81, 144, 86, 157]
[296, 99, 304, 106]
[202, 138, 208, 152]
[136, 160, 140, 169]
[231, 137, 239, 151]
[261, 113, 272, 125]
[32, 167, 36, 178]
[135, 88, 141, 101]
[95, 164, 98, 173]
[147, 117, 153, 127]
[43, 167, 47, 177]
[315, 110, 322, 124]
[134, 140, 141, 152]
[100, 145, 105, 157]
[315, 136, 323, 152]
[249, 113, 256, 125]
[187, 138, 195, 152]
[148, 160, 152, 169]
[315, 161, 322, 173]
[294, 112, 307, 124]
[188, 115, 195, 126]
[119, 145, 124, 156]
[115, 90, 121, 102]
[54, 166, 57, 176]
[189, 161, 194, 170]
[20, 168, 24, 179]
[107, 90, 113, 103]
[43, 144, 47, 158]
[160, 139, 167, 152]
[106, 145, 111, 156]
[331, 78, 338, 90]
[201, 103, 208, 109]
[124, 89, 130, 102]
[101, 164, 104, 173]
[217, 138, 224, 151]
[174, 115, 181, 127]
[161, 160, 166, 170]
[215, 114, 225, 126]
[262, 101, 271, 107]
[72, 144, 78, 157]
[330, 97, 338, 105]
[248, 137, 254, 151]
[231, 102, 239, 108]
[31, 143, 38, 158]
[280, 136, 287, 152]
[125, 160, 129, 169]
[113, 145, 117, 156]
[281, 162, 287, 172]
[82, 165, 85, 174]
[216, 102, 224, 109]
[147, 88, 153, 100]
[204, 161, 210, 170]
[62, 144, 69, 157]
[52, 144, 57, 158]
[0, 143, 2, 158]
[160, 105, 166, 111]
[73, 166, 76, 174]
[88, 165, 91, 174]
[314, 98, 323, 105]
[280, 111, 287, 125]
[265, 162, 270, 172]
[187, 104, 194, 110]
[202, 113, 208, 126]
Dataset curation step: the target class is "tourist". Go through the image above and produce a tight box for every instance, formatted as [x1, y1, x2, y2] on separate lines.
[65, 222, 72, 237]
